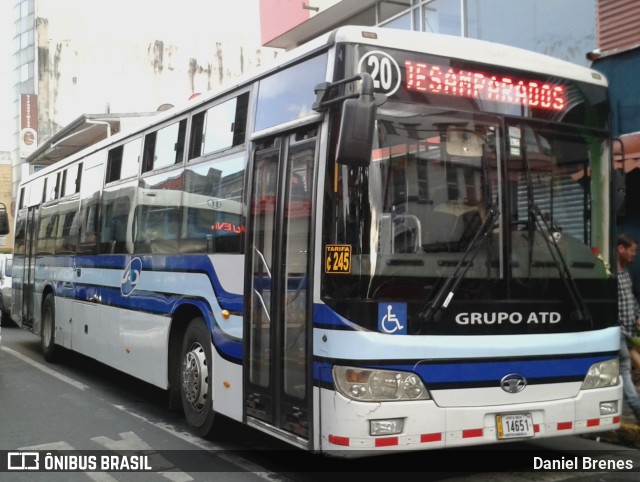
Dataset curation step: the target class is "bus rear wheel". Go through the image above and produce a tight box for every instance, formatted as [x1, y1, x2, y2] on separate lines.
[41, 293, 59, 362]
[180, 317, 215, 436]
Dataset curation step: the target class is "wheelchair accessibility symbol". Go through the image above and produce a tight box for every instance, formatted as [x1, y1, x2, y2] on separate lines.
[378, 303, 407, 334]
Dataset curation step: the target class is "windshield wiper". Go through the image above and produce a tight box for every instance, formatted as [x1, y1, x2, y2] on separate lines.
[419, 205, 500, 323]
[529, 203, 591, 322]
[519, 136, 591, 323]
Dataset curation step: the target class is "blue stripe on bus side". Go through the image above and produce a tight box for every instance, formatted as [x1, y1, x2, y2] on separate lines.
[71, 254, 244, 312]
[312, 353, 615, 389]
[40, 254, 245, 362]
[212, 325, 243, 363]
[55, 282, 245, 363]
[313, 303, 359, 331]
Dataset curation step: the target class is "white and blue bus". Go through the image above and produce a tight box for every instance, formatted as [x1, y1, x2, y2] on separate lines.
[11, 26, 621, 455]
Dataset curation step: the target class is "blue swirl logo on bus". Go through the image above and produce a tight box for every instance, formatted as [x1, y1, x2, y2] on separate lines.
[121, 257, 143, 297]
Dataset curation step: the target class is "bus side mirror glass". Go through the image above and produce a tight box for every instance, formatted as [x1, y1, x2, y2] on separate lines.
[0, 203, 9, 236]
[614, 168, 626, 216]
[335, 96, 376, 168]
[612, 137, 626, 217]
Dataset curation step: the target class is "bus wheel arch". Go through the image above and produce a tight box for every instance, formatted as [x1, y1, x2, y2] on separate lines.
[41, 290, 59, 362]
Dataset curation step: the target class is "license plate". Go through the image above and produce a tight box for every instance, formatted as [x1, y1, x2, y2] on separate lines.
[496, 413, 534, 440]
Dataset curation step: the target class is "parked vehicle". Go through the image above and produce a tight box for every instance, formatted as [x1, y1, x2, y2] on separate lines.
[0, 254, 13, 326]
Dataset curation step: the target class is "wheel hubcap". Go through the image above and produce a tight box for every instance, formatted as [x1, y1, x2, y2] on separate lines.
[182, 342, 209, 410]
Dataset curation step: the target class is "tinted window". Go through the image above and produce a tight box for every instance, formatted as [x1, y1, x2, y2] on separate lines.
[134, 170, 182, 254]
[100, 182, 135, 254]
[77, 153, 105, 254]
[189, 93, 249, 159]
[107, 138, 141, 182]
[181, 153, 245, 254]
[36, 208, 58, 254]
[143, 120, 187, 172]
[57, 197, 79, 254]
[255, 54, 327, 131]
[63, 163, 82, 196]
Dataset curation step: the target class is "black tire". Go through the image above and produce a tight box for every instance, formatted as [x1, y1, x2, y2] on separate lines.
[1, 306, 16, 327]
[1, 310, 15, 327]
[41, 293, 59, 362]
[180, 317, 215, 436]
[0, 296, 10, 327]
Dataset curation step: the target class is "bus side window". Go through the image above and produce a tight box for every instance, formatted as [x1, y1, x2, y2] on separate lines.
[14, 215, 26, 255]
[78, 153, 106, 254]
[36, 211, 55, 254]
[135, 205, 180, 254]
[181, 154, 245, 254]
[58, 206, 79, 254]
[106, 146, 124, 183]
[100, 184, 135, 254]
[188, 112, 205, 159]
[107, 138, 142, 183]
[187, 92, 249, 162]
[134, 170, 183, 255]
[143, 120, 187, 173]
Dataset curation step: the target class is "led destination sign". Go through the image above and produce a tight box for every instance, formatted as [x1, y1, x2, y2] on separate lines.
[357, 50, 570, 114]
[404, 61, 567, 112]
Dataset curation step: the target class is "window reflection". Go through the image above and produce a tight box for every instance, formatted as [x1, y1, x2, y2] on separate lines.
[422, 0, 460, 35]
[373, 0, 594, 66]
[181, 154, 245, 254]
[255, 54, 327, 131]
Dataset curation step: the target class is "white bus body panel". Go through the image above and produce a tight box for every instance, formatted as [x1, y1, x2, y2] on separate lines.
[212, 347, 243, 422]
[319, 383, 622, 454]
[47, 254, 245, 392]
[315, 325, 621, 454]
[70, 301, 170, 388]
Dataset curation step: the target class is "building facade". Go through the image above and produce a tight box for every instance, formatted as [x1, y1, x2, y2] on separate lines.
[6, 0, 281, 225]
[261, 0, 596, 66]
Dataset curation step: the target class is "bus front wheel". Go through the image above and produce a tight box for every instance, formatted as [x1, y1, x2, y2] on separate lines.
[41, 293, 59, 362]
[180, 317, 215, 436]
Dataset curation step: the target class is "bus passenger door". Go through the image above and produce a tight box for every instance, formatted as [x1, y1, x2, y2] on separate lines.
[19, 206, 38, 328]
[245, 128, 316, 444]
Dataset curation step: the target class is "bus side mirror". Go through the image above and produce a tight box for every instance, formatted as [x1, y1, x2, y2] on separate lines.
[0, 203, 9, 236]
[613, 138, 626, 217]
[335, 74, 377, 168]
[614, 168, 626, 216]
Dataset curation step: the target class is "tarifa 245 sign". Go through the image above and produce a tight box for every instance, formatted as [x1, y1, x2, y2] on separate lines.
[455, 311, 561, 325]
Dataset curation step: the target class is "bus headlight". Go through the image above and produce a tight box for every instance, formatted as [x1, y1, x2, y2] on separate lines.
[581, 358, 620, 390]
[333, 366, 430, 401]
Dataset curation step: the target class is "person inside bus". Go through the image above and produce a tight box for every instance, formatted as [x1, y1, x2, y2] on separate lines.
[617, 233, 640, 422]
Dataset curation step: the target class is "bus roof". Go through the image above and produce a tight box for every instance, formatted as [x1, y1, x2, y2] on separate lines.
[329, 26, 606, 87]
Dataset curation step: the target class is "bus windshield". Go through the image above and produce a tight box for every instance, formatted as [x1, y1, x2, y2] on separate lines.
[323, 102, 613, 332]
